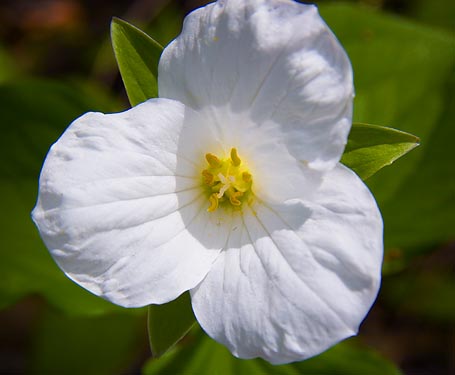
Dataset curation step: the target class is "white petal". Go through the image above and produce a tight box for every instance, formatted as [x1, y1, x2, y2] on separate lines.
[32, 98, 232, 307]
[159, 0, 353, 171]
[191, 164, 382, 364]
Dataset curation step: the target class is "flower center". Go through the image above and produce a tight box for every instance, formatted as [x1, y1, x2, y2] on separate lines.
[201, 148, 253, 212]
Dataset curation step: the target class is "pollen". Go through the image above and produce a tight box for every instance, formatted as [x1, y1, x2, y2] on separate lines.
[201, 148, 253, 212]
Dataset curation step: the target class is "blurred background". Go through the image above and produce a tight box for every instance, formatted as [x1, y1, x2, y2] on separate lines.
[0, 0, 454, 374]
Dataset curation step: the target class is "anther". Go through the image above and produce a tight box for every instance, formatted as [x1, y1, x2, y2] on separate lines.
[206, 153, 221, 167]
[229, 191, 243, 206]
[207, 193, 219, 212]
[230, 148, 241, 166]
[202, 170, 214, 185]
[242, 171, 252, 183]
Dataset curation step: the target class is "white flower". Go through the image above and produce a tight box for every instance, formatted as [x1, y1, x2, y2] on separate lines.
[32, 0, 383, 365]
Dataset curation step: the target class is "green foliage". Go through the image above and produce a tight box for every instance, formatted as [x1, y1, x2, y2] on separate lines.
[320, 4, 455, 250]
[29, 309, 146, 375]
[111, 17, 163, 106]
[342, 123, 419, 180]
[148, 292, 196, 357]
[143, 2, 184, 47]
[0, 45, 18, 83]
[296, 342, 403, 375]
[406, 0, 455, 31]
[382, 270, 455, 323]
[143, 330, 402, 375]
[0, 79, 126, 315]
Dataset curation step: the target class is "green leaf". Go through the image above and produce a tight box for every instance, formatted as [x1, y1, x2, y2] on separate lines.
[148, 292, 196, 358]
[382, 271, 455, 323]
[341, 123, 419, 180]
[320, 4, 455, 250]
[0, 44, 18, 84]
[295, 341, 402, 375]
[406, 0, 455, 32]
[29, 309, 146, 375]
[111, 17, 163, 106]
[0, 78, 126, 315]
[143, 329, 401, 375]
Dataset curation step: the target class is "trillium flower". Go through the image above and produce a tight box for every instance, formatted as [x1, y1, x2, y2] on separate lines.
[32, 0, 383, 365]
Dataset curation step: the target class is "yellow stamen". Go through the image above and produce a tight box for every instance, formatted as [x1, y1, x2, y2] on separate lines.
[205, 153, 221, 167]
[202, 148, 253, 212]
[242, 171, 252, 183]
[202, 170, 214, 185]
[230, 147, 241, 166]
[207, 193, 219, 212]
[229, 191, 243, 206]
